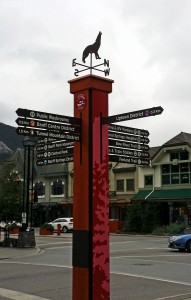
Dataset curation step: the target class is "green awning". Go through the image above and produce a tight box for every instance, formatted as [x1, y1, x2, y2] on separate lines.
[133, 190, 152, 200]
[133, 189, 191, 200]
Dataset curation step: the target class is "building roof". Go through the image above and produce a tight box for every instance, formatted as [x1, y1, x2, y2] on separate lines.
[151, 132, 191, 161]
[162, 132, 191, 147]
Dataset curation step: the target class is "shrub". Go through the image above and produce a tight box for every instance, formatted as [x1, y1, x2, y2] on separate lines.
[152, 223, 187, 235]
[166, 223, 187, 235]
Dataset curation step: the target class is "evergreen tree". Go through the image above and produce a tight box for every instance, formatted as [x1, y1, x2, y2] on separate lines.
[0, 163, 22, 222]
[126, 201, 142, 233]
[142, 201, 160, 233]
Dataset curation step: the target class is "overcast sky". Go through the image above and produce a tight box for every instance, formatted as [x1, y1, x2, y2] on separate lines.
[0, 0, 191, 147]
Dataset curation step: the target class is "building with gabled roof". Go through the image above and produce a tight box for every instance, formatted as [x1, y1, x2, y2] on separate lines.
[133, 132, 191, 225]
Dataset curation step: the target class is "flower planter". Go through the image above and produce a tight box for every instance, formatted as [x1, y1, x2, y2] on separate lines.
[39, 228, 54, 235]
[9, 227, 20, 234]
[109, 220, 124, 233]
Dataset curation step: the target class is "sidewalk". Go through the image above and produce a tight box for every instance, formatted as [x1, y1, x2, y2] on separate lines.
[0, 245, 40, 260]
[0, 228, 71, 260]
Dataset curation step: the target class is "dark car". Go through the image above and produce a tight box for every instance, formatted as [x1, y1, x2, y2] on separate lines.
[168, 233, 191, 252]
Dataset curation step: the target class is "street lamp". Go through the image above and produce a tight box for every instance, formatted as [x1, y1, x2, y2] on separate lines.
[22, 137, 36, 230]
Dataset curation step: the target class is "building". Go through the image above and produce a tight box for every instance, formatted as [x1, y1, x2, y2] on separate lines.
[133, 132, 191, 225]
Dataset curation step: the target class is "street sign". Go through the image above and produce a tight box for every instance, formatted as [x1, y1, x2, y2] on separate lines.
[109, 147, 149, 158]
[109, 124, 149, 137]
[36, 155, 74, 166]
[36, 147, 74, 159]
[103, 106, 164, 124]
[16, 108, 80, 125]
[109, 139, 149, 151]
[108, 131, 149, 144]
[16, 127, 80, 142]
[109, 155, 150, 166]
[36, 141, 74, 152]
[16, 117, 80, 134]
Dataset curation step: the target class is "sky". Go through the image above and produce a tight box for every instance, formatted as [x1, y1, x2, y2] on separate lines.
[0, 0, 191, 147]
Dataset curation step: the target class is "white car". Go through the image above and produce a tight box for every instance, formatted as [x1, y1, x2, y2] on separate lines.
[48, 218, 73, 233]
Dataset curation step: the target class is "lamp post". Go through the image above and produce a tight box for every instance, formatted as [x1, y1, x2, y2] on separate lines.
[22, 137, 36, 231]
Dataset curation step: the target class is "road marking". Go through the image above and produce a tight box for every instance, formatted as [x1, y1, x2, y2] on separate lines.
[37, 241, 72, 246]
[154, 292, 191, 299]
[0, 287, 51, 300]
[112, 256, 191, 266]
[0, 261, 72, 269]
[110, 271, 191, 286]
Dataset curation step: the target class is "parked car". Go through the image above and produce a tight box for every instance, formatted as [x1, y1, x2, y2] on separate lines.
[48, 218, 73, 233]
[168, 233, 191, 252]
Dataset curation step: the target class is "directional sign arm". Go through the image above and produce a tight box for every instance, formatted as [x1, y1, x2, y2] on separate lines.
[109, 123, 149, 137]
[103, 106, 164, 124]
[16, 108, 80, 125]
[109, 155, 150, 166]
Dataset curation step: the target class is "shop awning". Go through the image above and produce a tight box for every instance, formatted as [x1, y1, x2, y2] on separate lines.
[133, 190, 152, 200]
[133, 189, 191, 200]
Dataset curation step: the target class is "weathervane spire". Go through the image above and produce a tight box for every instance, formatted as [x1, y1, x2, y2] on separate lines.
[72, 32, 110, 77]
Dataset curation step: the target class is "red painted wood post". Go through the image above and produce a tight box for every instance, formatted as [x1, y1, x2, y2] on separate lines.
[68, 74, 114, 300]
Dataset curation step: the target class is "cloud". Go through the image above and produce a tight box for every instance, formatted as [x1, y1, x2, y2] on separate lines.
[0, 0, 191, 147]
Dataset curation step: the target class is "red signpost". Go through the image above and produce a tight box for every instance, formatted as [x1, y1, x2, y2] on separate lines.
[15, 34, 163, 299]
[68, 74, 113, 300]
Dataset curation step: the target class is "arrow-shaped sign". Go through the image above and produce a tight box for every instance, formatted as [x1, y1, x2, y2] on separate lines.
[36, 155, 74, 166]
[109, 155, 150, 166]
[37, 141, 74, 152]
[109, 139, 149, 151]
[109, 147, 149, 158]
[16, 127, 80, 142]
[36, 147, 74, 159]
[103, 106, 164, 124]
[108, 132, 149, 144]
[16, 108, 80, 125]
[16, 117, 80, 134]
[108, 124, 149, 137]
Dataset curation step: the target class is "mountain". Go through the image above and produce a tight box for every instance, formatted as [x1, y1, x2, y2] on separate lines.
[0, 122, 24, 152]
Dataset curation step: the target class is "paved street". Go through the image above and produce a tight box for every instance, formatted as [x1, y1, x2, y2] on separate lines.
[0, 233, 191, 299]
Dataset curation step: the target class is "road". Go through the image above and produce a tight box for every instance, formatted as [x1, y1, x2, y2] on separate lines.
[0, 234, 191, 300]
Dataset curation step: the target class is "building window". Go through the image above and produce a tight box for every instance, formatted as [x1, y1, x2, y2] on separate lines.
[34, 181, 45, 196]
[170, 151, 188, 161]
[161, 160, 190, 185]
[144, 175, 153, 186]
[116, 180, 124, 192]
[126, 179, 134, 191]
[51, 180, 64, 195]
[162, 164, 170, 174]
[162, 174, 170, 185]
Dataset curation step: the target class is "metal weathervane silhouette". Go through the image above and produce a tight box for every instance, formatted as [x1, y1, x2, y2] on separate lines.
[72, 31, 110, 77]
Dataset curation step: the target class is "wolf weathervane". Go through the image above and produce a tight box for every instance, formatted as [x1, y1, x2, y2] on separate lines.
[72, 32, 110, 77]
